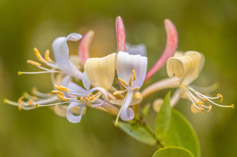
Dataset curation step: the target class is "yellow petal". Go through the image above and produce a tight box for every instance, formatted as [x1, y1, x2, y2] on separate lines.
[84, 53, 116, 90]
[166, 51, 202, 85]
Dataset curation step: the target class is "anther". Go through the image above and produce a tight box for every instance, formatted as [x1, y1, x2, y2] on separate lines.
[207, 105, 212, 112]
[114, 121, 119, 127]
[34, 48, 46, 63]
[129, 75, 133, 86]
[231, 104, 234, 109]
[27, 99, 33, 106]
[202, 99, 207, 102]
[55, 85, 69, 92]
[44, 50, 52, 62]
[27, 60, 41, 66]
[132, 69, 136, 81]
[3, 98, 8, 103]
[217, 94, 223, 102]
[113, 91, 124, 95]
[57, 94, 68, 101]
[52, 90, 64, 95]
[17, 96, 24, 111]
[118, 77, 128, 87]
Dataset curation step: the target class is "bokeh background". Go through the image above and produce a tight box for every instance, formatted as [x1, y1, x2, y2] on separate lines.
[0, 0, 236, 156]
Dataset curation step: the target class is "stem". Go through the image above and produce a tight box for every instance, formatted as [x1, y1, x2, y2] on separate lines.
[138, 117, 164, 148]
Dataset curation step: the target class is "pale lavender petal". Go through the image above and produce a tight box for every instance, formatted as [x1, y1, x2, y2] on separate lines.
[120, 92, 134, 121]
[79, 31, 94, 65]
[82, 72, 90, 91]
[67, 81, 88, 96]
[116, 16, 126, 52]
[52, 33, 83, 79]
[126, 43, 146, 56]
[61, 76, 71, 86]
[89, 87, 108, 100]
[66, 102, 83, 123]
[117, 52, 147, 87]
[145, 19, 178, 81]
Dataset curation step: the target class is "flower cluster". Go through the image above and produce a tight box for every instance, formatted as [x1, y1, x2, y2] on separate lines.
[4, 16, 234, 125]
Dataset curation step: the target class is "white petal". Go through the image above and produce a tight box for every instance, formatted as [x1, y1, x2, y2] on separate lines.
[117, 52, 147, 87]
[126, 43, 147, 56]
[82, 72, 90, 91]
[67, 81, 88, 96]
[120, 92, 134, 121]
[89, 87, 108, 100]
[66, 102, 83, 123]
[52, 33, 83, 79]
[61, 76, 71, 86]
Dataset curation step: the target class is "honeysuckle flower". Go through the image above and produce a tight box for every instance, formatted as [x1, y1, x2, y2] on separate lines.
[113, 51, 147, 125]
[18, 33, 84, 79]
[52, 75, 110, 123]
[142, 51, 234, 113]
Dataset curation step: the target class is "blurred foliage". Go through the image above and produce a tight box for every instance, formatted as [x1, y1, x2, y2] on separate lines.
[0, 0, 236, 156]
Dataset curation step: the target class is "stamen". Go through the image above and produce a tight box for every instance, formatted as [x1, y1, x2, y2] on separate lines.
[34, 48, 46, 63]
[207, 105, 212, 112]
[118, 77, 128, 87]
[55, 85, 69, 92]
[132, 87, 140, 92]
[129, 75, 133, 86]
[57, 94, 68, 101]
[52, 90, 64, 95]
[132, 69, 136, 81]
[17, 96, 24, 111]
[18, 70, 60, 75]
[27, 60, 41, 66]
[32, 88, 51, 98]
[27, 99, 33, 106]
[44, 50, 52, 62]
[113, 90, 125, 95]
[217, 94, 223, 102]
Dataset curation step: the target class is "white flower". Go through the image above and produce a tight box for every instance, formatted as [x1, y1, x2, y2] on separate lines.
[113, 52, 147, 125]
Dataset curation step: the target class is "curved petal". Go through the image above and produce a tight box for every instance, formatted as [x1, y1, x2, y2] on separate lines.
[116, 16, 126, 52]
[126, 43, 146, 56]
[52, 33, 83, 79]
[84, 53, 116, 90]
[117, 52, 147, 87]
[166, 51, 201, 85]
[145, 19, 178, 81]
[79, 31, 94, 65]
[66, 102, 83, 123]
[67, 81, 88, 96]
[120, 92, 134, 121]
[82, 72, 90, 91]
[89, 87, 108, 100]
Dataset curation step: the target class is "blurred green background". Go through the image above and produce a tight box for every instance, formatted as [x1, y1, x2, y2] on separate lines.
[0, 0, 236, 156]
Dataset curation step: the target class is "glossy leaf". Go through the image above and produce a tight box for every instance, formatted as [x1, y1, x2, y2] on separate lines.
[155, 92, 171, 140]
[118, 122, 157, 145]
[152, 146, 194, 157]
[164, 110, 200, 157]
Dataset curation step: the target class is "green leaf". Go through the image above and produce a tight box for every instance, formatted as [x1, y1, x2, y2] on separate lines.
[152, 146, 194, 157]
[118, 122, 157, 145]
[164, 109, 200, 157]
[155, 92, 171, 140]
